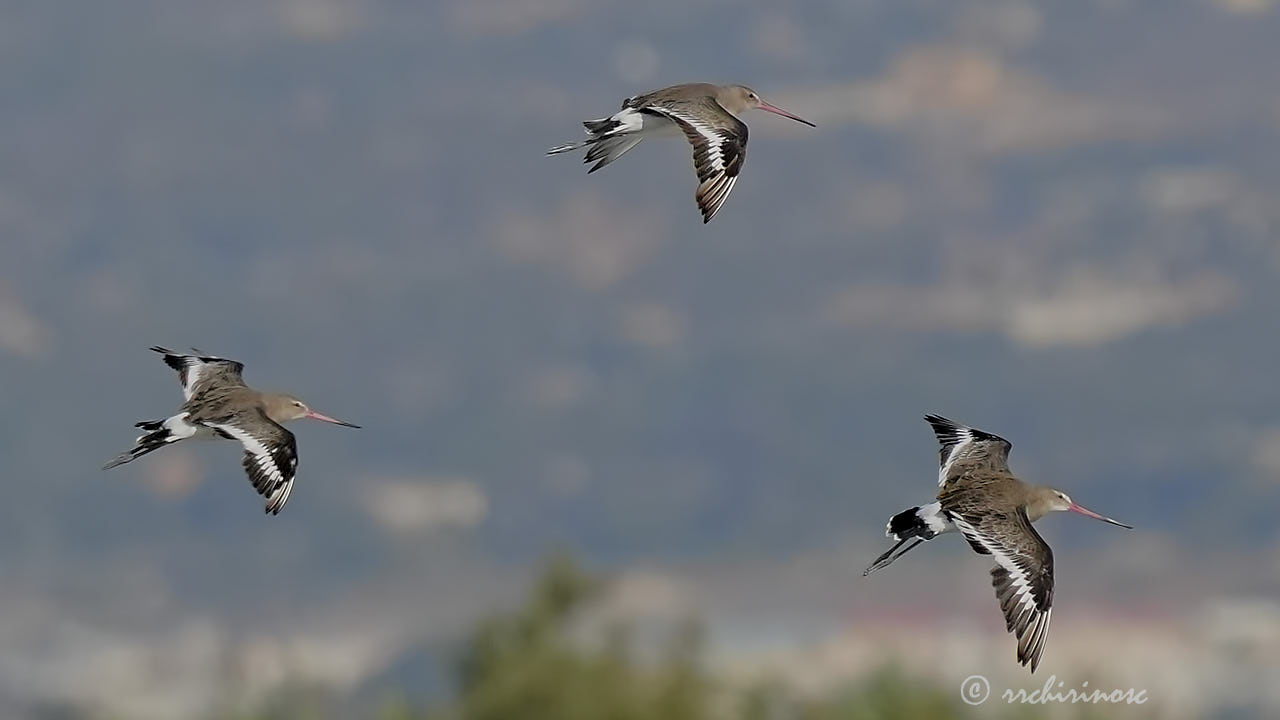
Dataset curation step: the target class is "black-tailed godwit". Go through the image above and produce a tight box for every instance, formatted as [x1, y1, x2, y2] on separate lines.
[547, 83, 814, 223]
[104, 347, 359, 515]
[864, 414, 1132, 672]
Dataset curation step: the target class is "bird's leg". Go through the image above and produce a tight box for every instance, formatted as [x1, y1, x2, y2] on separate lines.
[863, 538, 925, 576]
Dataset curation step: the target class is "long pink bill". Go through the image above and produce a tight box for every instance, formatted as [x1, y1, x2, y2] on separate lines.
[305, 410, 361, 428]
[1068, 502, 1132, 529]
[757, 100, 816, 127]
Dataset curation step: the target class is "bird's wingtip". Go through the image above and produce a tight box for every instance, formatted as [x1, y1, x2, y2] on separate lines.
[923, 414, 968, 434]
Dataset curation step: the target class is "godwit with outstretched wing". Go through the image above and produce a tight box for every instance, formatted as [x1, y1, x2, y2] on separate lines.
[864, 415, 1132, 672]
[104, 347, 359, 515]
[548, 83, 814, 223]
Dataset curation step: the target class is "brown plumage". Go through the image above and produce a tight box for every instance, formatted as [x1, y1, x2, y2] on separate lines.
[547, 83, 814, 223]
[864, 415, 1132, 673]
[103, 347, 359, 515]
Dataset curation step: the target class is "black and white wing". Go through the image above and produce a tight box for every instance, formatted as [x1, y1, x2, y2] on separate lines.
[642, 98, 748, 223]
[210, 411, 299, 515]
[152, 346, 246, 401]
[952, 508, 1055, 673]
[924, 414, 1012, 486]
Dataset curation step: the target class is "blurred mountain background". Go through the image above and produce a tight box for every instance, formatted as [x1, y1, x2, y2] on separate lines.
[2, 0, 1280, 717]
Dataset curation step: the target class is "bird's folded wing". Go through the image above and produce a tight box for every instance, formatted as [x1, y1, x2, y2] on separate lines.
[151, 346, 247, 401]
[925, 414, 1013, 486]
[952, 508, 1055, 672]
[209, 412, 298, 515]
[642, 98, 749, 223]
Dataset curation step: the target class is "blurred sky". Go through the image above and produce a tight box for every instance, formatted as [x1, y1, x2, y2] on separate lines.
[3, 0, 1280, 717]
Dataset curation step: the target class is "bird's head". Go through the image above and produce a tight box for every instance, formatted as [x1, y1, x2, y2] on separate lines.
[263, 393, 360, 428]
[1035, 487, 1132, 529]
[721, 85, 815, 127]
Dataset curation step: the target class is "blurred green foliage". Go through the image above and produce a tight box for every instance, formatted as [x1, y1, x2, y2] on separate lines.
[429, 555, 711, 720]
[207, 557, 1152, 720]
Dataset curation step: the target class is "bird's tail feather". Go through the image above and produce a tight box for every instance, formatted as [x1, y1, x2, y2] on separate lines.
[102, 421, 177, 470]
[887, 505, 930, 540]
[863, 504, 947, 576]
[583, 136, 642, 173]
[583, 117, 620, 134]
[548, 110, 645, 167]
[547, 140, 588, 155]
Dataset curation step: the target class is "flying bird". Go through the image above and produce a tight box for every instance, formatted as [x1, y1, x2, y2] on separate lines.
[103, 346, 360, 515]
[863, 415, 1132, 673]
[547, 83, 815, 223]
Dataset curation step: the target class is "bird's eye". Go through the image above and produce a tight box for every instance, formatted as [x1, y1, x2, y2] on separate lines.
[294, 401, 304, 408]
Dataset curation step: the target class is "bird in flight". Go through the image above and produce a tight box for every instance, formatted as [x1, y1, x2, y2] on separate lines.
[864, 414, 1132, 672]
[548, 83, 814, 223]
[104, 346, 360, 515]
